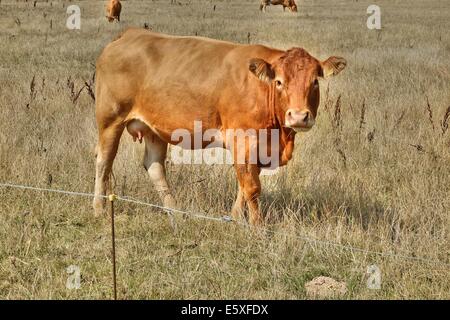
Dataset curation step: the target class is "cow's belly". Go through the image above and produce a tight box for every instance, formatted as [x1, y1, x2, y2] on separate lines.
[125, 113, 225, 149]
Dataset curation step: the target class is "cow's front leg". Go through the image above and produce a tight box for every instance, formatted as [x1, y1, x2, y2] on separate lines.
[235, 164, 262, 225]
[231, 186, 245, 220]
[143, 134, 176, 209]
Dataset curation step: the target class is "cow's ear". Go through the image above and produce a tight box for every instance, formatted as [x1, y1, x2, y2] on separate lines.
[249, 58, 275, 83]
[320, 56, 347, 79]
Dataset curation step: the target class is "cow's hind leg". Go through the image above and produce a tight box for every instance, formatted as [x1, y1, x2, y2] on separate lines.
[93, 122, 125, 216]
[143, 134, 177, 227]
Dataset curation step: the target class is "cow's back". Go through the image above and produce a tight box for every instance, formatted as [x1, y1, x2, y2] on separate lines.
[95, 29, 282, 138]
[97, 29, 241, 95]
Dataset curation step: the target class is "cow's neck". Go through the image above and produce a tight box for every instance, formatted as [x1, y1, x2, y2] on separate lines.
[265, 82, 277, 129]
[265, 82, 296, 166]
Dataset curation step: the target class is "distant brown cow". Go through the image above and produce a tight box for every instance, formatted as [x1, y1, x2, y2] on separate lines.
[260, 0, 298, 12]
[93, 29, 346, 225]
[106, 0, 121, 22]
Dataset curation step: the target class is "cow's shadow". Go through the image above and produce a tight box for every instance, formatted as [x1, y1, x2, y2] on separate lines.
[259, 177, 389, 232]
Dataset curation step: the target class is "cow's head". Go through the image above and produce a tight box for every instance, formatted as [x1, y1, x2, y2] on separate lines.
[289, 0, 298, 12]
[249, 48, 346, 132]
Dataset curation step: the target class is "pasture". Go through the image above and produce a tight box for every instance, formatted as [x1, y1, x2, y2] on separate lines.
[0, 0, 449, 299]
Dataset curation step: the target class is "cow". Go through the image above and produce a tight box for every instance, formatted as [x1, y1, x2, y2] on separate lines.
[260, 0, 298, 13]
[106, 0, 121, 22]
[93, 28, 346, 225]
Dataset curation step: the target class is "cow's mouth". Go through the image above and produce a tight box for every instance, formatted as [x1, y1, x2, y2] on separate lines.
[289, 125, 314, 133]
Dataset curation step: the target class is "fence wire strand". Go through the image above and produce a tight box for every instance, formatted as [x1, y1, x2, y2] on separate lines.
[0, 182, 449, 269]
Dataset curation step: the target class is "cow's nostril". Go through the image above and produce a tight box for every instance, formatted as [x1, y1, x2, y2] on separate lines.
[303, 112, 309, 122]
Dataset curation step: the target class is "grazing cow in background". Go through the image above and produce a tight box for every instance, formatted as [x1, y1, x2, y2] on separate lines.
[106, 0, 121, 22]
[260, 0, 298, 13]
[93, 28, 346, 225]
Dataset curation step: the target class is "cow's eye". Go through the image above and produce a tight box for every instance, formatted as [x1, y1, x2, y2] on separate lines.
[275, 80, 283, 88]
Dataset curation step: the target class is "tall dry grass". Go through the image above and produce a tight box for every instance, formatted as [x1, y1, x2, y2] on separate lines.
[0, 0, 449, 299]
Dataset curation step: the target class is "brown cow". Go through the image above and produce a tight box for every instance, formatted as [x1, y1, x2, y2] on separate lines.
[260, 0, 298, 13]
[93, 29, 346, 225]
[106, 0, 121, 22]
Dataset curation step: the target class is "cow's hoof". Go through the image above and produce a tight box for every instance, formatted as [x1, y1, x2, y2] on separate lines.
[93, 198, 105, 217]
[162, 194, 176, 206]
[249, 216, 264, 227]
[231, 210, 246, 224]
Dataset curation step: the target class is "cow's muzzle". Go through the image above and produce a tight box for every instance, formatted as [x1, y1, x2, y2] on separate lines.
[285, 109, 315, 132]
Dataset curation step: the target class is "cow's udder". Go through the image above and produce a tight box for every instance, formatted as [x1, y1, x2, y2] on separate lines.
[126, 119, 151, 143]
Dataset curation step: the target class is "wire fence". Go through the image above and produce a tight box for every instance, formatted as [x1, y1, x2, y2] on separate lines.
[0, 181, 449, 269]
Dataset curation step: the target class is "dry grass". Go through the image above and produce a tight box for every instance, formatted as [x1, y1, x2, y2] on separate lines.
[0, 0, 449, 299]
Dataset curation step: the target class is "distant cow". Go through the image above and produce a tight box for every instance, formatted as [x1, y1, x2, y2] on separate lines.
[106, 0, 121, 22]
[260, 0, 298, 12]
[93, 29, 346, 225]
